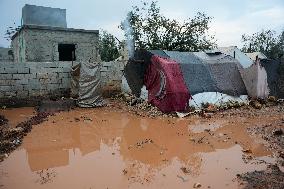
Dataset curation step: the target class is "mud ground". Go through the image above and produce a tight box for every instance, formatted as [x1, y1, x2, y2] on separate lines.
[0, 99, 283, 189]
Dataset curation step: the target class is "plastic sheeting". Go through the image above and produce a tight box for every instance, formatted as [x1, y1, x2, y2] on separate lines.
[179, 63, 217, 95]
[208, 63, 247, 96]
[260, 59, 284, 98]
[218, 46, 253, 68]
[144, 55, 191, 112]
[241, 61, 269, 99]
[70, 64, 80, 98]
[76, 62, 105, 107]
[124, 60, 146, 97]
[165, 50, 247, 96]
[164, 51, 218, 95]
[189, 92, 249, 108]
[164, 51, 203, 65]
[140, 85, 148, 100]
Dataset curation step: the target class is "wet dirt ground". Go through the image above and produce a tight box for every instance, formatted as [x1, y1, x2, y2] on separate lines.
[0, 102, 283, 189]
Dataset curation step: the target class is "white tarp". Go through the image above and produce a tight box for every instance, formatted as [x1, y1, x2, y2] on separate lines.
[189, 92, 249, 108]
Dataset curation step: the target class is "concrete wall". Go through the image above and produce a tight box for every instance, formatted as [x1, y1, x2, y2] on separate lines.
[22, 4, 67, 28]
[12, 27, 99, 63]
[0, 61, 126, 100]
[0, 48, 14, 62]
[0, 62, 72, 99]
[100, 61, 126, 95]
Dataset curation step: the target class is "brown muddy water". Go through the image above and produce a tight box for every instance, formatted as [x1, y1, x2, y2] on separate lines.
[0, 107, 279, 189]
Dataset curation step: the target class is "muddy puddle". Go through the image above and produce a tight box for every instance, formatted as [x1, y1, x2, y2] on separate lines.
[0, 107, 36, 128]
[0, 107, 280, 189]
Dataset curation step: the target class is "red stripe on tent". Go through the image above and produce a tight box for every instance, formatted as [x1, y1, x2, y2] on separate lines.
[144, 55, 191, 113]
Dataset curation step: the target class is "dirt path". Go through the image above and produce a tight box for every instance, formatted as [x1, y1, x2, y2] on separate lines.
[0, 102, 283, 189]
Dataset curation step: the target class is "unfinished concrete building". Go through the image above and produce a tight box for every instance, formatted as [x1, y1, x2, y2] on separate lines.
[11, 4, 100, 63]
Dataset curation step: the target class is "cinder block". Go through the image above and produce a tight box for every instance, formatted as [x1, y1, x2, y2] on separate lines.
[10, 85, 24, 91]
[49, 77, 61, 84]
[101, 71, 107, 77]
[0, 91, 5, 98]
[0, 79, 16, 85]
[24, 73, 36, 79]
[61, 77, 70, 84]
[17, 67, 30, 74]
[42, 62, 59, 68]
[49, 72, 59, 78]
[46, 83, 60, 91]
[58, 72, 70, 78]
[15, 79, 29, 85]
[0, 74, 12, 80]
[37, 73, 49, 79]
[4, 91, 17, 97]
[120, 62, 126, 69]
[62, 67, 71, 72]
[28, 79, 43, 90]
[0, 68, 6, 73]
[100, 66, 108, 72]
[61, 79, 71, 88]
[0, 86, 12, 92]
[29, 89, 48, 97]
[102, 61, 112, 67]
[12, 74, 26, 80]
[17, 90, 29, 98]
[4, 67, 18, 74]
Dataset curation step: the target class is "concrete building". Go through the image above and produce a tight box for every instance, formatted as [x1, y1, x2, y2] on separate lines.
[11, 4, 100, 63]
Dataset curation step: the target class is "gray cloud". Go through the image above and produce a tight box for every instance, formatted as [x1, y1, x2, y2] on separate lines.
[0, 0, 283, 48]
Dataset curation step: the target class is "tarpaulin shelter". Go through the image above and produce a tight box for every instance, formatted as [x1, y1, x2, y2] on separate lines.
[164, 50, 247, 96]
[124, 49, 248, 112]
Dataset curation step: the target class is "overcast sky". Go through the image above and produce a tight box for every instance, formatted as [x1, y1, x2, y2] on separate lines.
[0, 0, 284, 48]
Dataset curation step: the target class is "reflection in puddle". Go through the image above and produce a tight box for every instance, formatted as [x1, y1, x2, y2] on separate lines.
[0, 107, 35, 128]
[188, 119, 226, 133]
[0, 108, 277, 189]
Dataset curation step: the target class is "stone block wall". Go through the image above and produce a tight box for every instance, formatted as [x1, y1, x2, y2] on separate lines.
[0, 62, 72, 99]
[0, 60, 126, 100]
[100, 61, 126, 96]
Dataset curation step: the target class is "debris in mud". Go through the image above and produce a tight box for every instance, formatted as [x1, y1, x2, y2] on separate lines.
[0, 111, 53, 161]
[273, 129, 283, 136]
[249, 100, 262, 109]
[112, 93, 175, 118]
[242, 149, 252, 153]
[247, 119, 284, 166]
[81, 116, 93, 122]
[177, 175, 188, 182]
[130, 138, 154, 149]
[0, 115, 8, 126]
[35, 169, 57, 185]
[122, 169, 128, 175]
[237, 164, 284, 189]
[193, 182, 202, 188]
[180, 167, 190, 174]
